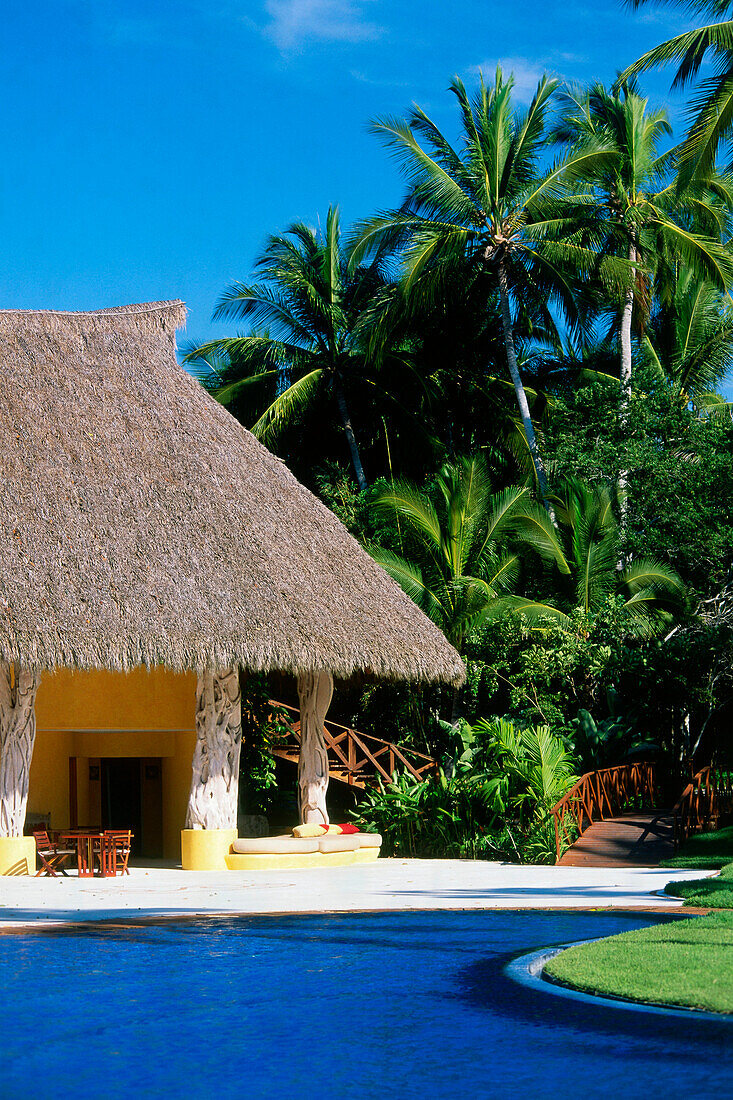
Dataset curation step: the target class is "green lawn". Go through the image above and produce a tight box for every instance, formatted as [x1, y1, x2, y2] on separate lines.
[544, 912, 733, 1014]
[660, 825, 733, 869]
[664, 862, 733, 908]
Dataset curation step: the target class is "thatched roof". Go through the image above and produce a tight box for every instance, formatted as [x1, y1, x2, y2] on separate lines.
[0, 302, 464, 684]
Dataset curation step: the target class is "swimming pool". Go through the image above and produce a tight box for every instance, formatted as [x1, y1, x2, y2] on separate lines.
[0, 911, 730, 1099]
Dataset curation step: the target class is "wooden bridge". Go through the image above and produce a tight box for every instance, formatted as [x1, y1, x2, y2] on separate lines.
[552, 762, 733, 867]
[270, 701, 438, 790]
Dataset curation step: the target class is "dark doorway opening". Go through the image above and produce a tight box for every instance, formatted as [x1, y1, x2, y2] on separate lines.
[101, 758, 163, 858]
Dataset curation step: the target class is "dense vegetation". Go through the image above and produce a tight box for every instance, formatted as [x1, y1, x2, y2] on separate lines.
[189, 11, 733, 861]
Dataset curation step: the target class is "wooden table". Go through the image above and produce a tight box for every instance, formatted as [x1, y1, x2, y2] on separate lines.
[58, 831, 104, 877]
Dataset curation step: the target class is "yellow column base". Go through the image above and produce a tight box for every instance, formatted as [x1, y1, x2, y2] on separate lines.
[0, 836, 36, 876]
[180, 828, 237, 871]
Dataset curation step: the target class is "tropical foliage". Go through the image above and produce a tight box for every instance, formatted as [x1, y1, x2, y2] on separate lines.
[188, 54, 733, 862]
[368, 454, 567, 648]
[186, 206, 422, 490]
[620, 0, 733, 178]
[351, 69, 624, 505]
[546, 478, 686, 632]
[352, 716, 578, 863]
[553, 81, 733, 408]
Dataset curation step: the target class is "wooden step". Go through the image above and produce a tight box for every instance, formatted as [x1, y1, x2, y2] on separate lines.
[272, 748, 368, 789]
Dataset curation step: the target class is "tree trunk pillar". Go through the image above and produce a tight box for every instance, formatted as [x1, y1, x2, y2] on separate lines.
[185, 668, 243, 830]
[297, 671, 334, 825]
[0, 663, 42, 837]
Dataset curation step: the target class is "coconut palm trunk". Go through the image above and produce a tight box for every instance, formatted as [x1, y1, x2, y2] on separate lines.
[297, 671, 334, 825]
[185, 668, 243, 830]
[334, 381, 367, 492]
[620, 243, 636, 406]
[617, 242, 636, 542]
[497, 259, 552, 509]
[0, 663, 41, 837]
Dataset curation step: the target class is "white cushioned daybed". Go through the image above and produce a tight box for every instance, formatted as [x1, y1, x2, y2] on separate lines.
[224, 829, 382, 870]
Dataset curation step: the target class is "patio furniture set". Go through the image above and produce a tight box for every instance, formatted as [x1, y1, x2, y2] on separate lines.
[32, 828, 132, 877]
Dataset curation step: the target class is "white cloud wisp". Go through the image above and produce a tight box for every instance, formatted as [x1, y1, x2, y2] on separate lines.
[263, 0, 382, 52]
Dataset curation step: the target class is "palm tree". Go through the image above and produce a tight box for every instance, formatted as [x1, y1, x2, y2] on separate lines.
[643, 265, 733, 409]
[547, 478, 686, 632]
[350, 68, 622, 510]
[186, 206, 417, 492]
[618, 0, 733, 178]
[554, 83, 733, 411]
[368, 454, 568, 651]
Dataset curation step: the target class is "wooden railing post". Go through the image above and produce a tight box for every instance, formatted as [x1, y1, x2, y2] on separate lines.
[671, 763, 729, 851]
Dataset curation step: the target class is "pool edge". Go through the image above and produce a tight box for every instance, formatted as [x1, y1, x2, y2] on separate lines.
[506, 941, 733, 1022]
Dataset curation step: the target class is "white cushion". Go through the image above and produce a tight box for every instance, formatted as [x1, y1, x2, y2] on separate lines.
[354, 832, 382, 848]
[317, 835, 360, 853]
[231, 836, 319, 855]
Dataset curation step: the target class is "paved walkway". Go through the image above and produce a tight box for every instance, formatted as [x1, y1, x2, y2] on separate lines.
[0, 859, 710, 927]
[559, 812, 675, 867]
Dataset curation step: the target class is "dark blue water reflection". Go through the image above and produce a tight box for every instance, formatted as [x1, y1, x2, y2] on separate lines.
[0, 911, 730, 1099]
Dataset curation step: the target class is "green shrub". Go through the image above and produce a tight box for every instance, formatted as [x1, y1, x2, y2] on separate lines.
[238, 675, 291, 816]
[351, 716, 579, 863]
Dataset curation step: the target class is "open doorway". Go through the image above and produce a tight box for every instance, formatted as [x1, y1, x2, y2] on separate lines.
[101, 758, 163, 858]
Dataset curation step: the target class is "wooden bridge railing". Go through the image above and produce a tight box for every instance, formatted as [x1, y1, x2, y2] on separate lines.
[550, 762, 657, 863]
[673, 765, 733, 849]
[270, 701, 438, 789]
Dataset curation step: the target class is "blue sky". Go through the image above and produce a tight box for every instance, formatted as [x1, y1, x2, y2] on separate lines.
[0, 1, 701, 348]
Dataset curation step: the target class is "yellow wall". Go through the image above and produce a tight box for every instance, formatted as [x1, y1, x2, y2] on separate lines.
[35, 667, 196, 731]
[27, 730, 74, 830]
[28, 668, 197, 859]
[162, 733, 197, 859]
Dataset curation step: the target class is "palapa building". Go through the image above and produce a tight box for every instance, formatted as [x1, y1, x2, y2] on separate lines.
[0, 301, 463, 872]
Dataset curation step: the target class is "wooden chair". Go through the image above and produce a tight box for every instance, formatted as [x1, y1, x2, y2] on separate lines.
[101, 830, 132, 876]
[33, 829, 74, 877]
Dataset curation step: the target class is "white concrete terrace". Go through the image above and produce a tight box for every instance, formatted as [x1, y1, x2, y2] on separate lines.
[0, 859, 713, 927]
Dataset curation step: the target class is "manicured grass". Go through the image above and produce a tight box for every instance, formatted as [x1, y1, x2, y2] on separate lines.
[664, 862, 733, 908]
[660, 825, 733, 869]
[544, 912, 733, 1014]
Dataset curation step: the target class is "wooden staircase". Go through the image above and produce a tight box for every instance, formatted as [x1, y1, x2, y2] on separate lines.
[270, 701, 437, 790]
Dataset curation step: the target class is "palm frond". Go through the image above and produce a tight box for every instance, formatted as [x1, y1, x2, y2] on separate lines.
[370, 483, 444, 550]
[368, 547, 448, 627]
[249, 369, 323, 445]
[513, 501, 571, 573]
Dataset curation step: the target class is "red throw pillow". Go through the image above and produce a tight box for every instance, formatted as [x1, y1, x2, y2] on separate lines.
[334, 822, 360, 834]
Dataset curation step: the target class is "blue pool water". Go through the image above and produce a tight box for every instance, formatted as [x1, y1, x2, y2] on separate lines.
[0, 910, 731, 1099]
